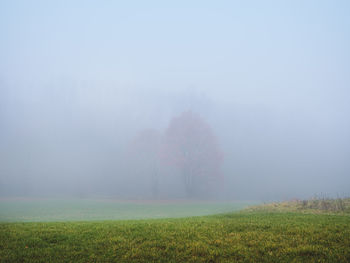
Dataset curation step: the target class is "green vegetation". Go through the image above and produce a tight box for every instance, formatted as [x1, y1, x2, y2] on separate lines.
[0, 199, 252, 222]
[0, 198, 349, 262]
[0, 213, 349, 262]
[246, 197, 350, 214]
[1, 199, 350, 262]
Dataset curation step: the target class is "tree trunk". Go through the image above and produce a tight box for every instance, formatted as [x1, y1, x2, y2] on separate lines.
[151, 164, 159, 199]
[184, 168, 194, 198]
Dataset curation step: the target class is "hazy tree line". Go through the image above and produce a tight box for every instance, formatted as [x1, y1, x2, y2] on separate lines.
[1, 85, 349, 201]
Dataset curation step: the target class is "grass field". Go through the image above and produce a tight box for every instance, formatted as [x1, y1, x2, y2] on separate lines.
[246, 197, 350, 214]
[0, 199, 253, 222]
[0, 199, 349, 262]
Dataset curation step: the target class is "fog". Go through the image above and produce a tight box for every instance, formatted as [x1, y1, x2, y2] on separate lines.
[1, 1, 349, 201]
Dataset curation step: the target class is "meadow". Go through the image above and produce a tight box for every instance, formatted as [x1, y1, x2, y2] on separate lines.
[0, 199, 252, 222]
[0, 199, 349, 262]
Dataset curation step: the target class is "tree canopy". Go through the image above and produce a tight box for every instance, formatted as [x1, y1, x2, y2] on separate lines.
[161, 111, 223, 197]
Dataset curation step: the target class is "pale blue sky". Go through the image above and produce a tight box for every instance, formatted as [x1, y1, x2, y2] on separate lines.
[1, 0, 349, 97]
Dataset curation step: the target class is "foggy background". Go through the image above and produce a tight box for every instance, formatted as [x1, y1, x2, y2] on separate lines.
[1, 0, 349, 200]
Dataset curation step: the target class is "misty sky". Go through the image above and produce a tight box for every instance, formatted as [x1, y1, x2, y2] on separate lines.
[1, 0, 349, 200]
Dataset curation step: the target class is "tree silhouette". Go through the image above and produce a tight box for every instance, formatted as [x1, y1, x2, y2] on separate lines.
[162, 111, 223, 197]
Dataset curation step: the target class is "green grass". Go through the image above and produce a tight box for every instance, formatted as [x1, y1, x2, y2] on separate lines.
[1, 199, 349, 262]
[1, 212, 349, 262]
[0, 199, 253, 222]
